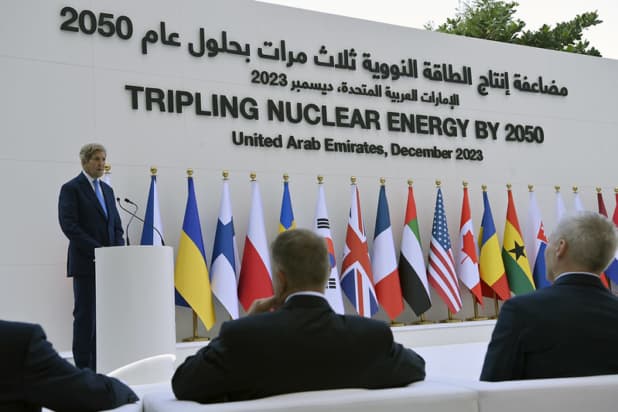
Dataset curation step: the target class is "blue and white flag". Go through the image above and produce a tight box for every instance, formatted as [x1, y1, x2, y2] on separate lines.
[140, 173, 163, 246]
[211, 177, 240, 319]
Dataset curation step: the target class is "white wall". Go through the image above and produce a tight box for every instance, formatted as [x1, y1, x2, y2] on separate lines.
[1, 0, 617, 351]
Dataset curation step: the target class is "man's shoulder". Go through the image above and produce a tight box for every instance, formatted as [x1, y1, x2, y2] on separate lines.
[61, 173, 86, 188]
[0, 320, 41, 339]
[340, 314, 391, 331]
[506, 285, 560, 305]
[220, 309, 391, 336]
[219, 312, 276, 334]
[0, 320, 44, 361]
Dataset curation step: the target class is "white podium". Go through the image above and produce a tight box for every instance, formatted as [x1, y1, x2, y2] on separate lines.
[95, 246, 175, 375]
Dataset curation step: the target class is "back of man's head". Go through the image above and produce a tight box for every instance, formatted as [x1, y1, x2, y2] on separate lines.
[271, 229, 330, 291]
[551, 211, 618, 274]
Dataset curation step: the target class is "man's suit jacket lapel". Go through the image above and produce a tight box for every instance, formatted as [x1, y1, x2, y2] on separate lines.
[77, 173, 107, 220]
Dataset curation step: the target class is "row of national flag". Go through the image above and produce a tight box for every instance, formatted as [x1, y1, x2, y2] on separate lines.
[128, 170, 618, 327]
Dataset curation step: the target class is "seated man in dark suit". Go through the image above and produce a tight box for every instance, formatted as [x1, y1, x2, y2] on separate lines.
[481, 211, 618, 381]
[172, 228, 426, 403]
[0, 320, 138, 412]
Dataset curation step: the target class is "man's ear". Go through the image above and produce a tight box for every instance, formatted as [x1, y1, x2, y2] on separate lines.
[556, 239, 567, 258]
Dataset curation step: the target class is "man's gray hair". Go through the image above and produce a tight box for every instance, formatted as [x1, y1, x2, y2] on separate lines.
[551, 211, 618, 274]
[271, 228, 330, 289]
[79, 143, 106, 165]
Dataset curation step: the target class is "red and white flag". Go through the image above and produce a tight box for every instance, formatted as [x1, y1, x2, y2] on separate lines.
[457, 184, 482, 304]
[238, 177, 273, 311]
[427, 186, 462, 313]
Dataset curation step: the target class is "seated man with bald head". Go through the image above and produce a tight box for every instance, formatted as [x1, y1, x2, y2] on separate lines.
[481, 211, 618, 381]
[172, 228, 425, 403]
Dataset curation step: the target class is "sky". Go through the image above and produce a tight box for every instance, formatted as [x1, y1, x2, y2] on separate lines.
[260, 0, 618, 60]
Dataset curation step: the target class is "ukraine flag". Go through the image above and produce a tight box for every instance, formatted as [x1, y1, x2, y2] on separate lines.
[174, 171, 215, 329]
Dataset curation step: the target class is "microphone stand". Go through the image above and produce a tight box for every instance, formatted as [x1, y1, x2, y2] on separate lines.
[116, 197, 136, 245]
[117, 198, 166, 246]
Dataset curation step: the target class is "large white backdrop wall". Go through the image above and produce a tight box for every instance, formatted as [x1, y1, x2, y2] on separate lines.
[1, 0, 617, 351]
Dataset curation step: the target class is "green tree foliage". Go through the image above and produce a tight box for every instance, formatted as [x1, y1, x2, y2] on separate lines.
[426, 0, 602, 56]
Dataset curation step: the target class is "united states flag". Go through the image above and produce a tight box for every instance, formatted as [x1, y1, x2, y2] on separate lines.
[427, 186, 462, 313]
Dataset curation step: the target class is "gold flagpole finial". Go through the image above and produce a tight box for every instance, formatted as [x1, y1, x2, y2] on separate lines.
[250, 172, 256, 181]
[528, 184, 534, 192]
[614, 187, 618, 194]
[283, 173, 289, 182]
[407, 179, 413, 187]
[506, 183, 512, 190]
[222, 170, 229, 180]
[572, 186, 578, 194]
[435, 179, 441, 187]
[554, 185, 561, 193]
[351, 176, 357, 184]
[462, 181, 468, 188]
[104, 164, 111, 173]
[380, 177, 386, 185]
[481, 184, 487, 192]
[317, 175, 324, 184]
[186, 168, 193, 177]
[150, 166, 157, 176]
[596, 187, 602, 193]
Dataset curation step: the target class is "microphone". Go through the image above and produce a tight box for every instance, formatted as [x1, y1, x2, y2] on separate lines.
[116, 197, 135, 245]
[117, 198, 166, 246]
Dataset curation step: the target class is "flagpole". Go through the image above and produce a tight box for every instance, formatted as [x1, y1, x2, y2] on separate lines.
[431, 180, 463, 323]
[492, 292, 499, 319]
[178, 168, 211, 342]
[467, 297, 488, 321]
[414, 313, 434, 325]
[182, 310, 210, 342]
[442, 309, 463, 323]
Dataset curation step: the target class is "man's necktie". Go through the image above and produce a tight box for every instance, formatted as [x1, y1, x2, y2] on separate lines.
[94, 179, 108, 218]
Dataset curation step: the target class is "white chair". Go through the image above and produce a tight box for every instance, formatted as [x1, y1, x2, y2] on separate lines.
[108, 353, 176, 385]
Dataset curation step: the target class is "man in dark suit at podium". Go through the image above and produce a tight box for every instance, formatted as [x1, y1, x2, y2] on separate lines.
[481, 211, 618, 381]
[58, 143, 124, 371]
[172, 229, 426, 403]
[0, 319, 138, 412]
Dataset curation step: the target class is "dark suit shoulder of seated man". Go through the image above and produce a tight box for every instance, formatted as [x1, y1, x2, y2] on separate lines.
[172, 228, 425, 404]
[0, 320, 138, 412]
[480, 211, 618, 381]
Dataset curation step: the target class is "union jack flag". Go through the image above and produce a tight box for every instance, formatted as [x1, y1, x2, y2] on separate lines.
[341, 181, 378, 317]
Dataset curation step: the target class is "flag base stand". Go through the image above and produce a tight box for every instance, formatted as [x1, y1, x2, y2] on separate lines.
[490, 296, 500, 319]
[182, 336, 210, 342]
[466, 316, 489, 321]
[181, 311, 211, 342]
[440, 318, 463, 323]
[440, 310, 463, 323]
[390, 321, 406, 327]
[413, 313, 434, 325]
[467, 300, 489, 321]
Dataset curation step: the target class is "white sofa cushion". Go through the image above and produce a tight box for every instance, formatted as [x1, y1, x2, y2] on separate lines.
[415, 342, 489, 380]
[460, 374, 618, 412]
[140, 380, 477, 412]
